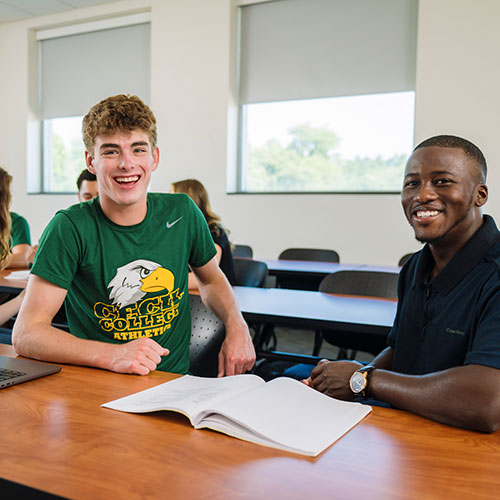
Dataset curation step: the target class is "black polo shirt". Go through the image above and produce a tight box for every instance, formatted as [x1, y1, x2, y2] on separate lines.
[388, 215, 500, 375]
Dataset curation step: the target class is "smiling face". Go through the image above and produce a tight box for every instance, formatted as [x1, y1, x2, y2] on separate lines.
[85, 129, 159, 224]
[401, 146, 488, 251]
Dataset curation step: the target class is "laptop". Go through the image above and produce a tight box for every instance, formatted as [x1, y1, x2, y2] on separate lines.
[0, 355, 61, 388]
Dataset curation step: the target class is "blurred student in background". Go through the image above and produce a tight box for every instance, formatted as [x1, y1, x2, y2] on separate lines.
[28, 169, 99, 265]
[77, 169, 98, 202]
[0, 167, 31, 269]
[171, 179, 236, 288]
[0, 167, 28, 332]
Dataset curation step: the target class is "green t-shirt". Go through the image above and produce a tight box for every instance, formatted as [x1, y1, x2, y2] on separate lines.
[10, 212, 31, 247]
[31, 193, 216, 374]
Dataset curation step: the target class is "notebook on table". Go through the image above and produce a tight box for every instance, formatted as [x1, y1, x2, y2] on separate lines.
[0, 355, 61, 388]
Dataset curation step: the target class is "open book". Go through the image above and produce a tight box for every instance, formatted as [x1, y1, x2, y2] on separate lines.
[102, 374, 371, 457]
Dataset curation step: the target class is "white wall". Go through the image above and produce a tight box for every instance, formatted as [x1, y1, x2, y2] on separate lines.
[0, 0, 499, 265]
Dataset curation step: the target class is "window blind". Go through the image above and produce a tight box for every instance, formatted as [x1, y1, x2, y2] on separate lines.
[239, 0, 418, 104]
[40, 22, 150, 119]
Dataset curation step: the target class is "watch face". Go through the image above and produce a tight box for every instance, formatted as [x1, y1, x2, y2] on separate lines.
[350, 372, 365, 393]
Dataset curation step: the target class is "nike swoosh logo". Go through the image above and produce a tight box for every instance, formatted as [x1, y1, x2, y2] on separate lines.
[166, 217, 183, 229]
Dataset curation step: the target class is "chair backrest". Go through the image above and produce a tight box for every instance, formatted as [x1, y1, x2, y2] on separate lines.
[234, 258, 268, 287]
[189, 294, 225, 377]
[319, 270, 398, 299]
[233, 244, 253, 258]
[398, 253, 414, 267]
[279, 248, 340, 263]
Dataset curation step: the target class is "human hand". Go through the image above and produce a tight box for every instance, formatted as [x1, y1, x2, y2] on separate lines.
[107, 338, 169, 375]
[301, 358, 329, 387]
[308, 359, 364, 400]
[26, 244, 38, 264]
[217, 322, 256, 377]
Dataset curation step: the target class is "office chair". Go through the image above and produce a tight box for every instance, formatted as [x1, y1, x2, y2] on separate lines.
[279, 248, 339, 263]
[314, 270, 399, 359]
[277, 247, 340, 291]
[398, 253, 414, 267]
[233, 258, 269, 353]
[189, 294, 225, 377]
[234, 258, 268, 288]
[233, 244, 253, 258]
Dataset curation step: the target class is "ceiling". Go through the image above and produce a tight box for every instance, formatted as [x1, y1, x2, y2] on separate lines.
[0, 0, 121, 24]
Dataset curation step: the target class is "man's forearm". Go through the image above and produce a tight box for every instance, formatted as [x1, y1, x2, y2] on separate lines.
[193, 261, 255, 375]
[370, 346, 394, 370]
[13, 319, 168, 375]
[0, 291, 24, 324]
[7, 245, 31, 269]
[13, 319, 114, 369]
[368, 364, 500, 432]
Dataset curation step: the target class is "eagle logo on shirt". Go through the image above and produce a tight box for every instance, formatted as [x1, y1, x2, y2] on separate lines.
[108, 259, 175, 308]
[93, 259, 183, 342]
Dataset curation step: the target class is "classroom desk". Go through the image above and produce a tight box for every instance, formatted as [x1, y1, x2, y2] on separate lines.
[1, 344, 498, 500]
[234, 286, 396, 333]
[260, 260, 400, 290]
[0, 272, 396, 361]
[0, 269, 29, 294]
[233, 286, 397, 361]
[0, 266, 402, 294]
[260, 259, 363, 279]
[0, 273, 397, 336]
[261, 259, 401, 277]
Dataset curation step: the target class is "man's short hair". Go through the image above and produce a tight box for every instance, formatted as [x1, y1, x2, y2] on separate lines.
[76, 169, 97, 191]
[413, 135, 487, 182]
[82, 94, 157, 153]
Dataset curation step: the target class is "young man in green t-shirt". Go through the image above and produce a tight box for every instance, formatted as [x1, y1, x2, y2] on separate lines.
[13, 94, 255, 376]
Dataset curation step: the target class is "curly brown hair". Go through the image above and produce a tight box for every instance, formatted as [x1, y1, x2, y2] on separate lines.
[82, 94, 157, 153]
[0, 167, 12, 269]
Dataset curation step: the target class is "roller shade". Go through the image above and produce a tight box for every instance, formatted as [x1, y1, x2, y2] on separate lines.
[40, 22, 150, 119]
[239, 0, 418, 104]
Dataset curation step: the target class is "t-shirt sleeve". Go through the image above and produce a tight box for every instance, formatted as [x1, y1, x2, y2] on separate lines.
[185, 197, 217, 268]
[464, 284, 500, 370]
[11, 214, 31, 246]
[31, 212, 81, 290]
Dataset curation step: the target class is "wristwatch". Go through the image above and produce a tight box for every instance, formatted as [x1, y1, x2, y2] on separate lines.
[349, 365, 376, 396]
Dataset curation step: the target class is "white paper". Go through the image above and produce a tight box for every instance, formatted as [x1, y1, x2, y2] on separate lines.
[102, 374, 371, 456]
[5, 270, 30, 280]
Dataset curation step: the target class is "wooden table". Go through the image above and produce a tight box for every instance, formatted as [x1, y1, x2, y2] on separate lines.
[1, 344, 498, 500]
[0, 268, 29, 294]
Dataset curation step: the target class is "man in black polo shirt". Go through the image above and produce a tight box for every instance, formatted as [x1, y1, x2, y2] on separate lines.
[304, 135, 500, 432]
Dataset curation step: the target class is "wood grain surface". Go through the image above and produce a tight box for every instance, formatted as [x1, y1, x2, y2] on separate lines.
[1, 344, 499, 500]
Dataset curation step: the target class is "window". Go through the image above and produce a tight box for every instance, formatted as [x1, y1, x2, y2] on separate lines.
[242, 92, 415, 192]
[238, 0, 418, 193]
[37, 15, 151, 193]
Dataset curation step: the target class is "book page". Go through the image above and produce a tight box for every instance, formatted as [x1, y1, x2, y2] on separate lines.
[197, 377, 371, 457]
[101, 374, 264, 425]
